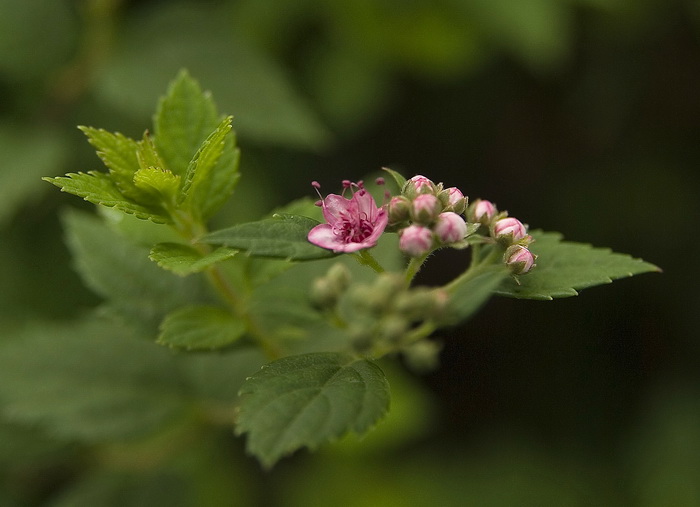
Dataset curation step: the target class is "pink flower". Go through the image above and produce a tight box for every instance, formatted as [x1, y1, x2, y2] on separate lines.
[434, 212, 467, 244]
[399, 224, 434, 257]
[504, 245, 536, 274]
[308, 181, 388, 253]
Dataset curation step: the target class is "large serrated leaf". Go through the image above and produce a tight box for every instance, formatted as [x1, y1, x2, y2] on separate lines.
[0, 317, 187, 442]
[236, 352, 390, 468]
[495, 231, 661, 300]
[158, 305, 246, 350]
[153, 69, 219, 176]
[44, 172, 169, 223]
[149, 242, 236, 276]
[201, 215, 336, 260]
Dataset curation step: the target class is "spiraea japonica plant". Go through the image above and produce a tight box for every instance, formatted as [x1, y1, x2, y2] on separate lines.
[43, 70, 659, 468]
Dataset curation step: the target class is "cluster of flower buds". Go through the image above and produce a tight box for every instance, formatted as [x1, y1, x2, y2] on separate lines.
[311, 264, 447, 359]
[466, 198, 537, 274]
[389, 175, 470, 258]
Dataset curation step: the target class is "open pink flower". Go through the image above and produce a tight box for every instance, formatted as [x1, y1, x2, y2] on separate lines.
[308, 181, 388, 253]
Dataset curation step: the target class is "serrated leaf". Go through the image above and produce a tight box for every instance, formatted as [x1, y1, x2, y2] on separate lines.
[136, 131, 166, 171]
[158, 305, 246, 350]
[444, 265, 510, 324]
[132, 167, 180, 206]
[149, 242, 236, 276]
[196, 134, 241, 220]
[236, 352, 390, 468]
[0, 317, 187, 442]
[154, 69, 219, 176]
[495, 230, 661, 300]
[78, 126, 141, 197]
[179, 116, 232, 210]
[201, 215, 336, 260]
[44, 171, 169, 223]
[63, 210, 201, 328]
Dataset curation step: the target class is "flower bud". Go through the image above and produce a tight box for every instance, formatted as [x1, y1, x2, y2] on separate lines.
[468, 199, 496, 224]
[399, 224, 434, 257]
[387, 196, 411, 225]
[326, 263, 351, 293]
[504, 245, 536, 274]
[439, 187, 467, 214]
[402, 339, 442, 372]
[492, 217, 527, 244]
[310, 278, 338, 309]
[411, 194, 442, 224]
[433, 212, 467, 244]
[403, 174, 436, 199]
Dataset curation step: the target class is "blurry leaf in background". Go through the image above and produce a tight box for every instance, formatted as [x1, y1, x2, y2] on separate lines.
[62, 210, 204, 330]
[95, 2, 330, 150]
[50, 470, 191, 507]
[449, 0, 573, 73]
[0, 317, 188, 443]
[0, 0, 77, 80]
[0, 124, 68, 225]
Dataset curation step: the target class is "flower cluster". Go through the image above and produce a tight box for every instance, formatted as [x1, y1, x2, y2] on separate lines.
[388, 175, 470, 258]
[307, 172, 536, 275]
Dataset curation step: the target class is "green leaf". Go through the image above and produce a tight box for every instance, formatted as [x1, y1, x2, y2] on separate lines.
[158, 305, 246, 350]
[495, 231, 661, 300]
[132, 167, 180, 206]
[179, 116, 233, 210]
[78, 126, 141, 198]
[236, 352, 390, 468]
[149, 243, 236, 276]
[0, 317, 187, 442]
[195, 132, 241, 220]
[153, 69, 219, 177]
[63, 210, 201, 328]
[382, 167, 407, 191]
[44, 171, 169, 223]
[201, 215, 336, 260]
[444, 265, 510, 323]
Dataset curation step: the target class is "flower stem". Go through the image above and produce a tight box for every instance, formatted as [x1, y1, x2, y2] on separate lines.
[404, 254, 428, 286]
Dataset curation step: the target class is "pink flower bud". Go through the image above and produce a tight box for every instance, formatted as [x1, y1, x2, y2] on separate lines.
[387, 196, 411, 224]
[399, 224, 434, 257]
[434, 212, 467, 244]
[403, 174, 436, 199]
[492, 217, 527, 243]
[470, 199, 496, 224]
[411, 194, 441, 224]
[442, 187, 467, 214]
[504, 245, 536, 274]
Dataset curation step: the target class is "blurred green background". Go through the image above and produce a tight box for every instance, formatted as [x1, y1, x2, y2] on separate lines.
[0, 0, 697, 505]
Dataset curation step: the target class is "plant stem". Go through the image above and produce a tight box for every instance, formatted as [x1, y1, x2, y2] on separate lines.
[172, 213, 282, 361]
[404, 254, 428, 286]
